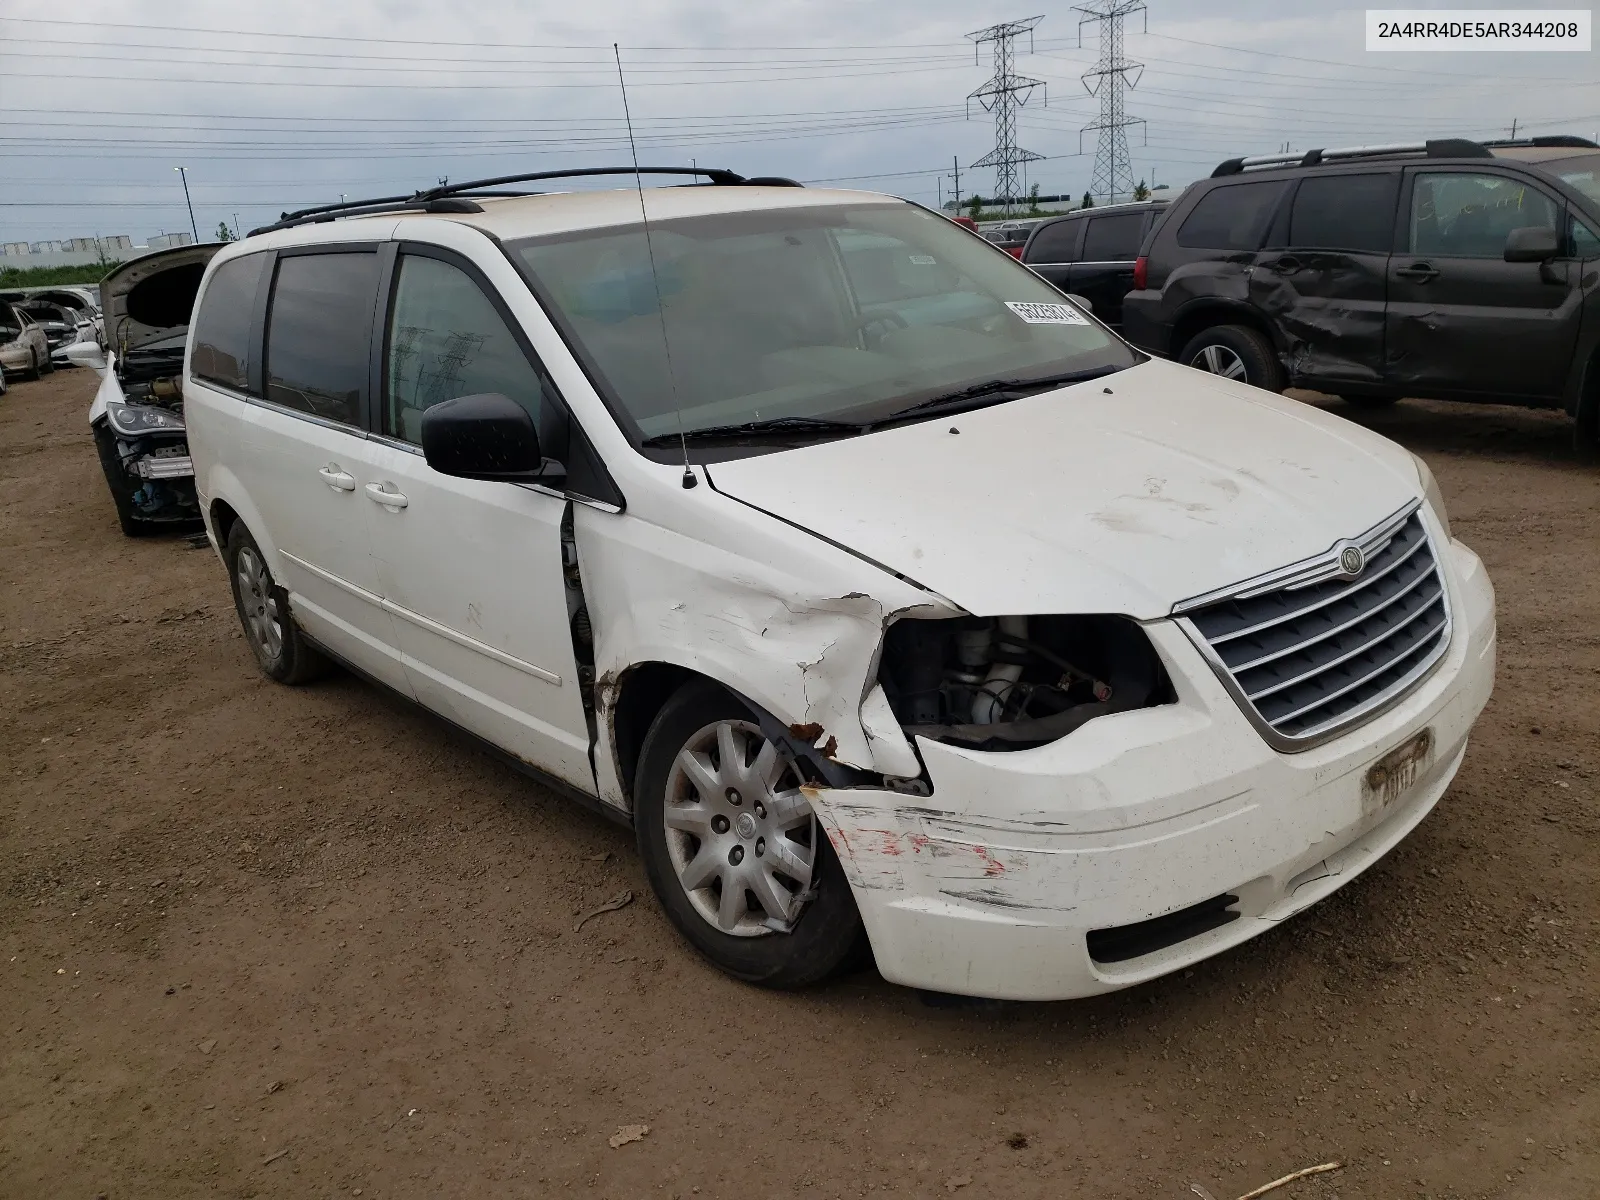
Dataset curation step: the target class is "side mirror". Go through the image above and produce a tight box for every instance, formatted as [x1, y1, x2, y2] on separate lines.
[66, 342, 107, 373]
[1065, 293, 1095, 313]
[419, 392, 545, 482]
[1504, 226, 1560, 263]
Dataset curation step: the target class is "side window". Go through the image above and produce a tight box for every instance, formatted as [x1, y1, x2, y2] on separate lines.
[1287, 173, 1399, 253]
[1025, 219, 1079, 262]
[1081, 212, 1145, 261]
[1408, 172, 1560, 258]
[383, 254, 552, 445]
[264, 252, 378, 426]
[1175, 181, 1289, 250]
[192, 252, 270, 391]
[1572, 213, 1600, 258]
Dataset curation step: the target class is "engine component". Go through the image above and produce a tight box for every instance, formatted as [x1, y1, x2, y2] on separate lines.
[878, 613, 1172, 752]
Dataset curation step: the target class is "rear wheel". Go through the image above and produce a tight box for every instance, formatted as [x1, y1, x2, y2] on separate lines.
[634, 680, 866, 989]
[38, 350, 53, 376]
[1180, 324, 1287, 393]
[225, 522, 331, 684]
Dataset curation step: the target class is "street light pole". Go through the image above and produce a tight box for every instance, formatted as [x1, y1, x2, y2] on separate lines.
[174, 166, 198, 243]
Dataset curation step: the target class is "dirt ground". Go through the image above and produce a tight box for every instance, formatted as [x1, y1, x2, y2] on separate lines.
[1, 367, 1596, 1200]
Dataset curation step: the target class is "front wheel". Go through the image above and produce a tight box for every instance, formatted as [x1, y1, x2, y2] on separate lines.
[1180, 324, 1287, 393]
[225, 522, 330, 685]
[21, 348, 43, 382]
[634, 680, 866, 989]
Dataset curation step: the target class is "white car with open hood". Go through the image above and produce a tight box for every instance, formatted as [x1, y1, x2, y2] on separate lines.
[181, 170, 1495, 1000]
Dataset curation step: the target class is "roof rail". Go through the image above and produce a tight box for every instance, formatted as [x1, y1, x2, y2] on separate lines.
[248, 166, 796, 236]
[1210, 137, 1502, 177]
[1478, 134, 1598, 149]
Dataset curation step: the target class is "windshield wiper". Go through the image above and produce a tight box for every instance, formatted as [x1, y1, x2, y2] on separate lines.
[640, 415, 870, 447]
[886, 366, 1121, 421]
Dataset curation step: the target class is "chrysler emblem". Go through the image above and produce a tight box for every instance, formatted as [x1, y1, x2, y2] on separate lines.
[1339, 544, 1365, 577]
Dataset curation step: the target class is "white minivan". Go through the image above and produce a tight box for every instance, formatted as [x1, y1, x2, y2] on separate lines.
[184, 169, 1495, 1000]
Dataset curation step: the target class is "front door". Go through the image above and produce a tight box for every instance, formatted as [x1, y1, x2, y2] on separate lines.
[1385, 168, 1580, 400]
[361, 246, 594, 790]
[235, 247, 411, 695]
[1251, 170, 1398, 387]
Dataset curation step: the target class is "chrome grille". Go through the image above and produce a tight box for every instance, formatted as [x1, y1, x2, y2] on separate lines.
[1177, 504, 1450, 749]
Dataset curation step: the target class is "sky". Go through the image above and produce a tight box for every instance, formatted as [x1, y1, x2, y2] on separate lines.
[1, 0, 1596, 244]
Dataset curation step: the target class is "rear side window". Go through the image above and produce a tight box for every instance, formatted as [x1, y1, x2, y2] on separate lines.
[1287, 173, 1399, 253]
[1081, 212, 1145, 260]
[192, 252, 270, 391]
[1026, 219, 1079, 262]
[1176, 181, 1288, 250]
[264, 252, 379, 426]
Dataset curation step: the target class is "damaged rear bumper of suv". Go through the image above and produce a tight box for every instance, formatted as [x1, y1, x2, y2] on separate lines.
[808, 531, 1495, 1001]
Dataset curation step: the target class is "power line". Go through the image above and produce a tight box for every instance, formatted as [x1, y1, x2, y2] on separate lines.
[966, 16, 1046, 216]
[1074, 0, 1146, 204]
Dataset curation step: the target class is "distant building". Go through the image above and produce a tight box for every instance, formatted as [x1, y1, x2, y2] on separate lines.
[1, 242, 31, 257]
[30, 240, 65, 254]
[148, 232, 194, 249]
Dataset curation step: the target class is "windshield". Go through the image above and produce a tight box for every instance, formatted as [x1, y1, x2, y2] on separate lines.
[1552, 153, 1600, 209]
[512, 202, 1135, 452]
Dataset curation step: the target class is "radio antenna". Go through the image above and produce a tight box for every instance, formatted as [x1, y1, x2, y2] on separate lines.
[614, 43, 695, 490]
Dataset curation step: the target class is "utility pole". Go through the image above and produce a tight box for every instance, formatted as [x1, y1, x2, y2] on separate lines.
[173, 166, 198, 243]
[233, 212, 242, 239]
[965, 16, 1046, 217]
[946, 155, 962, 213]
[1506, 118, 1519, 139]
[1074, 0, 1147, 204]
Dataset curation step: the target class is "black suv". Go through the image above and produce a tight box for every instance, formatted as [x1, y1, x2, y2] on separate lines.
[1121, 136, 1600, 444]
[1020, 199, 1170, 328]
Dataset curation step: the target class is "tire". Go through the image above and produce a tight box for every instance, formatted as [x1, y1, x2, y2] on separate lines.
[634, 679, 866, 989]
[224, 521, 331, 685]
[38, 350, 53, 376]
[1340, 395, 1402, 410]
[21, 348, 42, 382]
[1179, 324, 1287, 393]
[0, 365, 7, 396]
[92, 423, 154, 538]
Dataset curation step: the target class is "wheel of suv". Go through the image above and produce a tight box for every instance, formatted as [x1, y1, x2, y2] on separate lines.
[1180, 324, 1287, 393]
[634, 679, 865, 988]
[225, 522, 331, 685]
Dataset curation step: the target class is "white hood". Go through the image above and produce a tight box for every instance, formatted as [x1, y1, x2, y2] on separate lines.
[100, 243, 224, 352]
[704, 359, 1423, 619]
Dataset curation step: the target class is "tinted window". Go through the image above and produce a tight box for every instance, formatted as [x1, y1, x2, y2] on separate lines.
[1287, 173, 1398, 253]
[264, 252, 378, 426]
[1409, 172, 1559, 258]
[384, 254, 553, 444]
[1025, 219, 1079, 262]
[192, 252, 269, 391]
[1176, 181, 1288, 250]
[1081, 212, 1145, 260]
[1573, 213, 1600, 258]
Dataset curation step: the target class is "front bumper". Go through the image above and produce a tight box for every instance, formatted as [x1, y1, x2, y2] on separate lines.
[810, 534, 1496, 1001]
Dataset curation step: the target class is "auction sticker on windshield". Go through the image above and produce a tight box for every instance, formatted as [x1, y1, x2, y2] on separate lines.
[1006, 301, 1091, 325]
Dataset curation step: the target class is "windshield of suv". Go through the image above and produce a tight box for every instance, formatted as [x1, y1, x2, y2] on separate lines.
[1552, 153, 1600, 209]
[513, 202, 1135, 448]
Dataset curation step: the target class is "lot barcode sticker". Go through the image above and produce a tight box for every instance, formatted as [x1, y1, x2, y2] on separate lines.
[1006, 301, 1091, 325]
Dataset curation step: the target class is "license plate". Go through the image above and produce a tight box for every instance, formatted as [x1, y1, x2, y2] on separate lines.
[1361, 727, 1434, 816]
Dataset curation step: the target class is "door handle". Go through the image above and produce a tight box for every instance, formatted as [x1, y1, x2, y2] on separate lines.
[1264, 255, 1302, 274]
[318, 465, 356, 492]
[364, 482, 409, 509]
[1395, 261, 1439, 283]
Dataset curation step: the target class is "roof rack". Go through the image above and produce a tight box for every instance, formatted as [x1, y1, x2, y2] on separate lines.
[1209, 134, 1597, 178]
[247, 166, 803, 236]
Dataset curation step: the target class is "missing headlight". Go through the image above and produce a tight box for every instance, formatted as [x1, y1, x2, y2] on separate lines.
[877, 614, 1174, 752]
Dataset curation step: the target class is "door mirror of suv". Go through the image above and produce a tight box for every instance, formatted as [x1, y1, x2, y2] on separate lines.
[1504, 226, 1560, 263]
[420, 392, 546, 482]
[1065, 293, 1095, 313]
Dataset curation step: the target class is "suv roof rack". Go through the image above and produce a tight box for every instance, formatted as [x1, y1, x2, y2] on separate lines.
[247, 166, 802, 236]
[1209, 134, 1597, 178]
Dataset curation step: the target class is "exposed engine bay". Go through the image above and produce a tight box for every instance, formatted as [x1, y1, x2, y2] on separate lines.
[878, 614, 1173, 752]
[98, 344, 198, 524]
